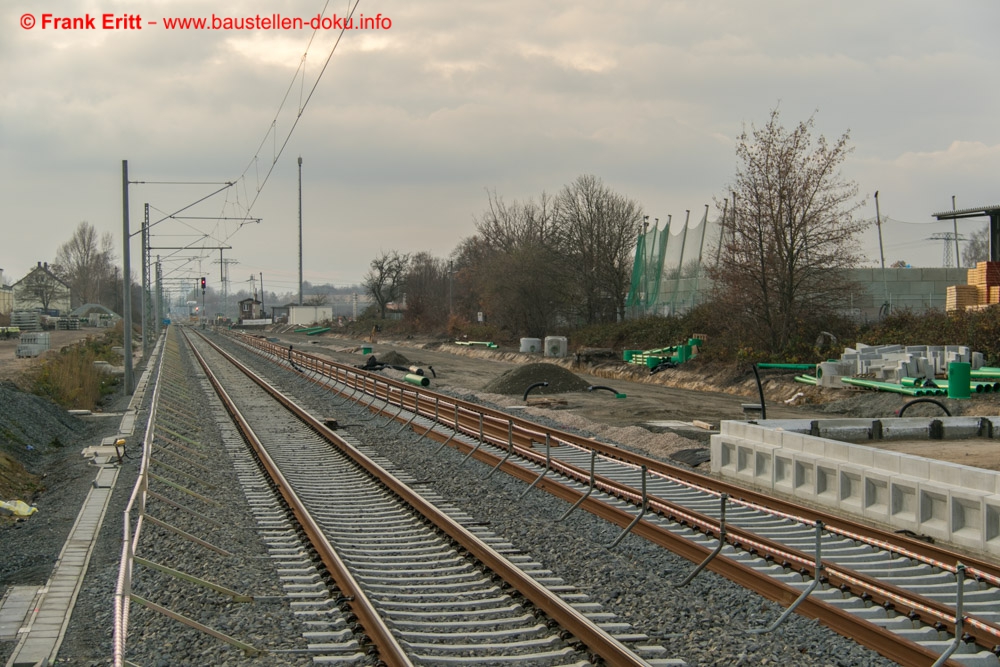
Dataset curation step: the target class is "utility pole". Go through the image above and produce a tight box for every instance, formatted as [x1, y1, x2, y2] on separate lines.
[952, 195, 960, 269]
[298, 156, 303, 306]
[874, 191, 889, 313]
[260, 272, 265, 320]
[141, 204, 150, 361]
[155, 257, 163, 333]
[121, 160, 134, 395]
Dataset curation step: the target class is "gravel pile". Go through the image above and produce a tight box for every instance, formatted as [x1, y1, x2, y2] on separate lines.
[483, 362, 591, 395]
[377, 350, 411, 366]
[222, 337, 895, 667]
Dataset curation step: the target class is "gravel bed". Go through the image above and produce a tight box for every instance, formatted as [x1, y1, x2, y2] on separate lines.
[0, 380, 135, 666]
[221, 334, 898, 667]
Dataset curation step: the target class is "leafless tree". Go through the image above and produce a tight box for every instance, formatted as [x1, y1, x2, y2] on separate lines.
[304, 292, 329, 306]
[962, 224, 990, 268]
[364, 250, 409, 319]
[455, 191, 568, 335]
[16, 267, 70, 313]
[708, 108, 866, 354]
[554, 175, 644, 324]
[55, 222, 116, 306]
[403, 252, 449, 330]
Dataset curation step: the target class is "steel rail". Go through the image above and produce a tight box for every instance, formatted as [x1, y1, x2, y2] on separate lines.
[183, 330, 413, 667]
[235, 333, 1000, 581]
[226, 331, 991, 665]
[193, 330, 650, 667]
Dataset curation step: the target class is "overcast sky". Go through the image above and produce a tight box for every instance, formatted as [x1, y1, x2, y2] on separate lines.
[3, 0, 998, 301]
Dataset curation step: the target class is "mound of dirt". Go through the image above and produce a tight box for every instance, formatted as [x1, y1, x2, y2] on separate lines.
[483, 362, 591, 395]
[378, 350, 412, 366]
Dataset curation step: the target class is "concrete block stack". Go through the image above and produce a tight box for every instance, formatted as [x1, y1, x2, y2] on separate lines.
[824, 343, 982, 383]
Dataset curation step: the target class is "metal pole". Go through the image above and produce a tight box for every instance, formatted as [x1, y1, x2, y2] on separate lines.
[260, 272, 264, 320]
[155, 258, 162, 333]
[140, 205, 148, 360]
[298, 156, 303, 306]
[121, 160, 134, 395]
[952, 195, 960, 269]
[874, 191, 889, 312]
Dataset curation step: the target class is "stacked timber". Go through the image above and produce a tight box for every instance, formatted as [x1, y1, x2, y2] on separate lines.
[946, 285, 980, 312]
[967, 260, 1000, 305]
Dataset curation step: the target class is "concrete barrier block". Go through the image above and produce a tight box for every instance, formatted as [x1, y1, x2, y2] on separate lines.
[949, 489, 990, 551]
[898, 455, 930, 481]
[917, 481, 951, 542]
[986, 497, 1000, 557]
[753, 446, 778, 488]
[838, 463, 865, 512]
[778, 431, 805, 452]
[873, 450, 901, 473]
[736, 444, 756, 481]
[774, 453, 794, 493]
[889, 475, 922, 532]
[848, 446, 875, 468]
[881, 418, 931, 441]
[940, 417, 983, 440]
[792, 453, 820, 502]
[816, 419, 875, 443]
[863, 470, 891, 522]
[928, 461, 996, 494]
[824, 440, 852, 462]
[801, 435, 827, 457]
[711, 435, 737, 473]
[720, 421, 745, 439]
[815, 462, 839, 505]
[761, 426, 784, 447]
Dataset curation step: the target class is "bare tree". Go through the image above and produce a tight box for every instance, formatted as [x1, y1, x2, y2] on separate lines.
[403, 252, 449, 330]
[962, 224, 990, 268]
[304, 293, 329, 306]
[554, 175, 644, 324]
[15, 266, 71, 313]
[364, 250, 409, 319]
[457, 191, 567, 335]
[55, 222, 116, 306]
[708, 108, 866, 354]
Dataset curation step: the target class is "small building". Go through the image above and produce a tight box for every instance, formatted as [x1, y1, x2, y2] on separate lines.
[238, 298, 262, 321]
[270, 303, 293, 323]
[288, 305, 333, 326]
[0, 268, 13, 316]
[12, 262, 72, 315]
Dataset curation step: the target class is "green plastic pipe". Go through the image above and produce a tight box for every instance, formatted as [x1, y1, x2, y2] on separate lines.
[839, 377, 923, 396]
[794, 375, 818, 385]
[971, 367, 1000, 379]
[758, 363, 817, 371]
[404, 373, 430, 387]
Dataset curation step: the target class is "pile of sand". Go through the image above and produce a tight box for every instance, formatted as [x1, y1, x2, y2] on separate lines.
[483, 363, 590, 395]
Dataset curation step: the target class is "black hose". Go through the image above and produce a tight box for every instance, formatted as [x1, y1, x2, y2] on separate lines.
[896, 398, 952, 417]
[587, 385, 619, 395]
[751, 363, 766, 420]
[523, 381, 549, 401]
[427, 365, 436, 378]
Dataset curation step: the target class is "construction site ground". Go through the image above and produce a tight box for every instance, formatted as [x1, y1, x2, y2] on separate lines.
[266, 329, 1000, 472]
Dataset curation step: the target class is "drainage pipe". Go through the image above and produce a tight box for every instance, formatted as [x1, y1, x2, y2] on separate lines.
[523, 381, 549, 402]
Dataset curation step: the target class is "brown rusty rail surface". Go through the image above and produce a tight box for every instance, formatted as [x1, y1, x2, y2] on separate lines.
[228, 330, 1000, 666]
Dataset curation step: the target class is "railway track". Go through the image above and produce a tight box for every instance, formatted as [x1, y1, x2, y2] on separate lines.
[225, 330, 1000, 666]
[179, 328, 679, 665]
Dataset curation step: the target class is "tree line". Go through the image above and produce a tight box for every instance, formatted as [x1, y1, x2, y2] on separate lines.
[364, 174, 644, 337]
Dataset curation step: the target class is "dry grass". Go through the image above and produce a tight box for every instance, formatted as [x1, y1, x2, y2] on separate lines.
[24, 334, 120, 411]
